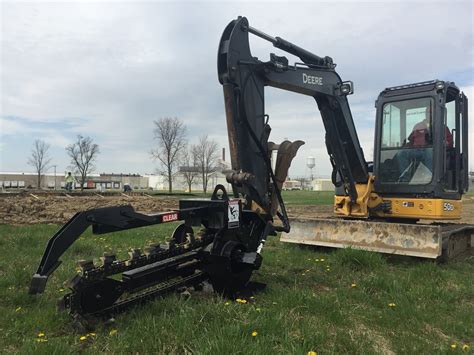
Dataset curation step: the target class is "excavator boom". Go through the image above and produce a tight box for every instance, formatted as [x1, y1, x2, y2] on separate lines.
[219, 17, 369, 213]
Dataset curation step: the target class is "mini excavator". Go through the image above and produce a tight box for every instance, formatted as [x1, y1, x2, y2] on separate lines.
[29, 17, 472, 322]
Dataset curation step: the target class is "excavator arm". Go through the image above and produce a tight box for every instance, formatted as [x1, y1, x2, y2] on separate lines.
[218, 17, 369, 218]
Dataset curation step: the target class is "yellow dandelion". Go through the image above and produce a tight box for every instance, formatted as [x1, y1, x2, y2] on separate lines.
[351, 283, 357, 288]
[315, 259, 320, 262]
[451, 344, 457, 349]
[37, 332, 45, 338]
[59, 288, 65, 292]
[388, 303, 396, 308]
[15, 306, 22, 312]
[88, 332, 96, 337]
[224, 302, 230, 306]
[35, 338, 48, 343]
[308, 351, 317, 355]
[79, 336, 87, 341]
[321, 258, 325, 262]
[251, 331, 258, 337]
[109, 329, 118, 336]
[462, 344, 470, 351]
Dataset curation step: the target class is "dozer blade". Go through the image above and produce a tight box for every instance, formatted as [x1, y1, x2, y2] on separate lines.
[281, 218, 473, 259]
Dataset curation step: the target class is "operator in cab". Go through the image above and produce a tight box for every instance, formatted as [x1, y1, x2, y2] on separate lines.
[408, 110, 431, 147]
[398, 107, 453, 183]
[407, 108, 453, 148]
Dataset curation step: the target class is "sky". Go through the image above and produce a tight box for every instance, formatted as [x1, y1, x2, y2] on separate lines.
[1, 0, 473, 178]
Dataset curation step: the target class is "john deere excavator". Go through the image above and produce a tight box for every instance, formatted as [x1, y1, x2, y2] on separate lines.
[218, 17, 471, 259]
[29, 16, 472, 323]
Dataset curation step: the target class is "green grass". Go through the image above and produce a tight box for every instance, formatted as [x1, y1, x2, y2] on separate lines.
[282, 190, 334, 205]
[0, 224, 472, 353]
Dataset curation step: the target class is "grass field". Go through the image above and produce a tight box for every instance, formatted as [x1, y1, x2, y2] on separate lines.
[0, 222, 472, 354]
[147, 189, 335, 206]
[281, 190, 334, 205]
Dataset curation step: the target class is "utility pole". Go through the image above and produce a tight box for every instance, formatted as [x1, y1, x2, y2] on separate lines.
[52, 165, 57, 190]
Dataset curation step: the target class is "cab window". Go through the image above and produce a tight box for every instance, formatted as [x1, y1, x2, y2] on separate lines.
[379, 97, 433, 184]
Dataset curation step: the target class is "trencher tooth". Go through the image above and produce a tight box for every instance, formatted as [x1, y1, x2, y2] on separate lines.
[128, 248, 143, 260]
[100, 252, 117, 266]
[144, 244, 161, 257]
[77, 260, 95, 272]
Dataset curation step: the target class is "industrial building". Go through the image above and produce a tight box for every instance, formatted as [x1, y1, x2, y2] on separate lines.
[2, 170, 473, 192]
[312, 178, 334, 191]
[0, 156, 232, 192]
[0, 172, 151, 191]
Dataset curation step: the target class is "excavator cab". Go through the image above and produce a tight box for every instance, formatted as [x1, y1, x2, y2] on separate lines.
[374, 81, 469, 200]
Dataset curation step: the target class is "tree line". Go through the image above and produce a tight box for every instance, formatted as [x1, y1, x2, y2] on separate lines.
[27, 116, 218, 193]
[151, 117, 219, 193]
[27, 135, 100, 191]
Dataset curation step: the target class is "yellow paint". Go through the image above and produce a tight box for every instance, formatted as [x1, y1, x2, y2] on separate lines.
[334, 176, 375, 217]
[333, 175, 462, 220]
[374, 197, 461, 220]
[250, 200, 266, 215]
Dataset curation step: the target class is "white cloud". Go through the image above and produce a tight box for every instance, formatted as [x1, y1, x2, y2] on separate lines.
[0, 1, 473, 177]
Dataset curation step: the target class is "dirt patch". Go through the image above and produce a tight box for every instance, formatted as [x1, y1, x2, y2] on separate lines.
[0, 194, 178, 225]
[460, 200, 474, 224]
[1, 193, 473, 225]
[350, 323, 395, 355]
[287, 204, 334, 220]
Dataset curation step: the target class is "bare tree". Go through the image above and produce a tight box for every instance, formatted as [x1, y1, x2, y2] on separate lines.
[193, 135, 219, 193]
[65, 135, 100, 191]
[151, 117, 187, 193]
[180, 148, 199, 193]
[27, 139, 52, 189]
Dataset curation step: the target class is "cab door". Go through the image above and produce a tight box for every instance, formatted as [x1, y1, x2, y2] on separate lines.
[460, 93, 469, 192]
[442, 89, 469, 194]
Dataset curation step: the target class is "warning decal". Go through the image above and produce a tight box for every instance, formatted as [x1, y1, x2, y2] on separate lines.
[162, 212, 179, 222]
[228, 199, 240, 228]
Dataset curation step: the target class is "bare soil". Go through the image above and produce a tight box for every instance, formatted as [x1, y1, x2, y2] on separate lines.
[1, 193, 473, 225]
[0, 194, 178, 225]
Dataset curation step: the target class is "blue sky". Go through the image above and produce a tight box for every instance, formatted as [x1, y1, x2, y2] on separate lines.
[1, 0, 473, 178]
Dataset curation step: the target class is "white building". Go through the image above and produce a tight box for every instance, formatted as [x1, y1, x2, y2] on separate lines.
[144, 158, 233, 192]
[312, 178, 334, 192]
